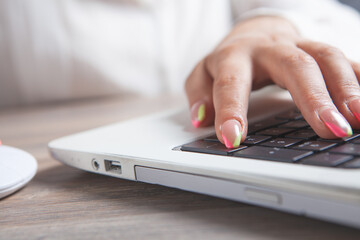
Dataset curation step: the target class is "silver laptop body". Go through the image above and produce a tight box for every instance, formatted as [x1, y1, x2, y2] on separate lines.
[48, 86, 360, 228]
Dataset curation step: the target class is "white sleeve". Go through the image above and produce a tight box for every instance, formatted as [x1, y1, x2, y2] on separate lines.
[231, 0, 360, 62]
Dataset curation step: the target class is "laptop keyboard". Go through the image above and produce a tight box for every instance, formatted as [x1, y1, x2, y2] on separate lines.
[180, 108, 360, 168]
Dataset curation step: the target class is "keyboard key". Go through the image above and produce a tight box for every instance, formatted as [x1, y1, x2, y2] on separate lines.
[243, 135, 271, 145]
[256, 128, 294, 136]
[329, 143, 360, 156]
[301, 153, 353, 167]
[276, 108, 303, 120]
[233, 146, 312, 162]
[351, 138, 360, 144]
[291, 141, 337, 151]
[204, 134, 220, 142]
[316, 138, 344, 143]
[344, 133, 360, 141]
[341, 158, 360, 168]
[285, 129, 318, 139]
[260, 138, 302, 148]
[248, 118, 288, 134]
[318, 133, 360, 143]
[278, 120, 309, 129]
[181, 140, 247, 155]
[349, 134, 360, 144]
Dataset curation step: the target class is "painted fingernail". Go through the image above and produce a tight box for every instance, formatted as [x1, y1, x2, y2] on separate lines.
[191, 101, 206, 128]
[221, 119, 242, 149]
[348, 98, 360, 123]
[319, 108, 352, 138]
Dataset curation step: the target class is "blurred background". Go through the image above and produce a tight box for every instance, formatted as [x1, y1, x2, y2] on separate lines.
[0, 0, 359, 110]
[340, 0, 360, 10]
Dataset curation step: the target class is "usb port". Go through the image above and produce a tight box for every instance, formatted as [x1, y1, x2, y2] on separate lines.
[104, 160, 122, 174]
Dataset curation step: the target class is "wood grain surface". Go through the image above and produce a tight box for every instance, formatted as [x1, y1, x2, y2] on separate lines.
[0, 95, 359, 240]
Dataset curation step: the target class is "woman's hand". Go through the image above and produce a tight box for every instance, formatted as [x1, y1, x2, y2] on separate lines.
[185, 16, 360, 149]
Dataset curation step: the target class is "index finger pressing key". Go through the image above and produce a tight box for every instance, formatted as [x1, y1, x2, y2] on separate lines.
[207, 54, 252, 148]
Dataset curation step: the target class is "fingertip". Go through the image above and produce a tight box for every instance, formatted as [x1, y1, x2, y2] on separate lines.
[319, 108, 353, 138]
[220, 119, 242, 149]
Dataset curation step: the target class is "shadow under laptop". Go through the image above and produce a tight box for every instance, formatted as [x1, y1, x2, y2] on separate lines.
[33, 164, 359, 238]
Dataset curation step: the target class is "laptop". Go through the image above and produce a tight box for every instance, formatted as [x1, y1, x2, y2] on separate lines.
[48, 86, 360, 228]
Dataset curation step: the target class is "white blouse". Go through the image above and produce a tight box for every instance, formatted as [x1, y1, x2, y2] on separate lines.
[0, 0, 359, 107]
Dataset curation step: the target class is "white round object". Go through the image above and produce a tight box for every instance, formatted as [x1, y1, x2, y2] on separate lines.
[0, 145, 37, 199]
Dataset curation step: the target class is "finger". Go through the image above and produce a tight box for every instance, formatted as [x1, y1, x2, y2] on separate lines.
[256, 44, 352, 138]
[206, 51, 252, 148]
[185, 60, 215, 128]
[350, 61, 360, 124]
[298, 41, 360, 128]
[351, 61, 360, 82]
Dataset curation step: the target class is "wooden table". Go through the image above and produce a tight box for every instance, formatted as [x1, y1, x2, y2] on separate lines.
[1, 95, 359, 239]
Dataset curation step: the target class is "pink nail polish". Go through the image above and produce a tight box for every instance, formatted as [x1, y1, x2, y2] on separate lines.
[319, 108, 352, 138]
[221, 119, 242, 149]
[348, 98, 360, 123]
[191, 101, 206, 128]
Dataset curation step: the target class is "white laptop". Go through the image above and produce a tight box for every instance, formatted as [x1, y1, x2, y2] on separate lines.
[48, 86, 360, 228]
